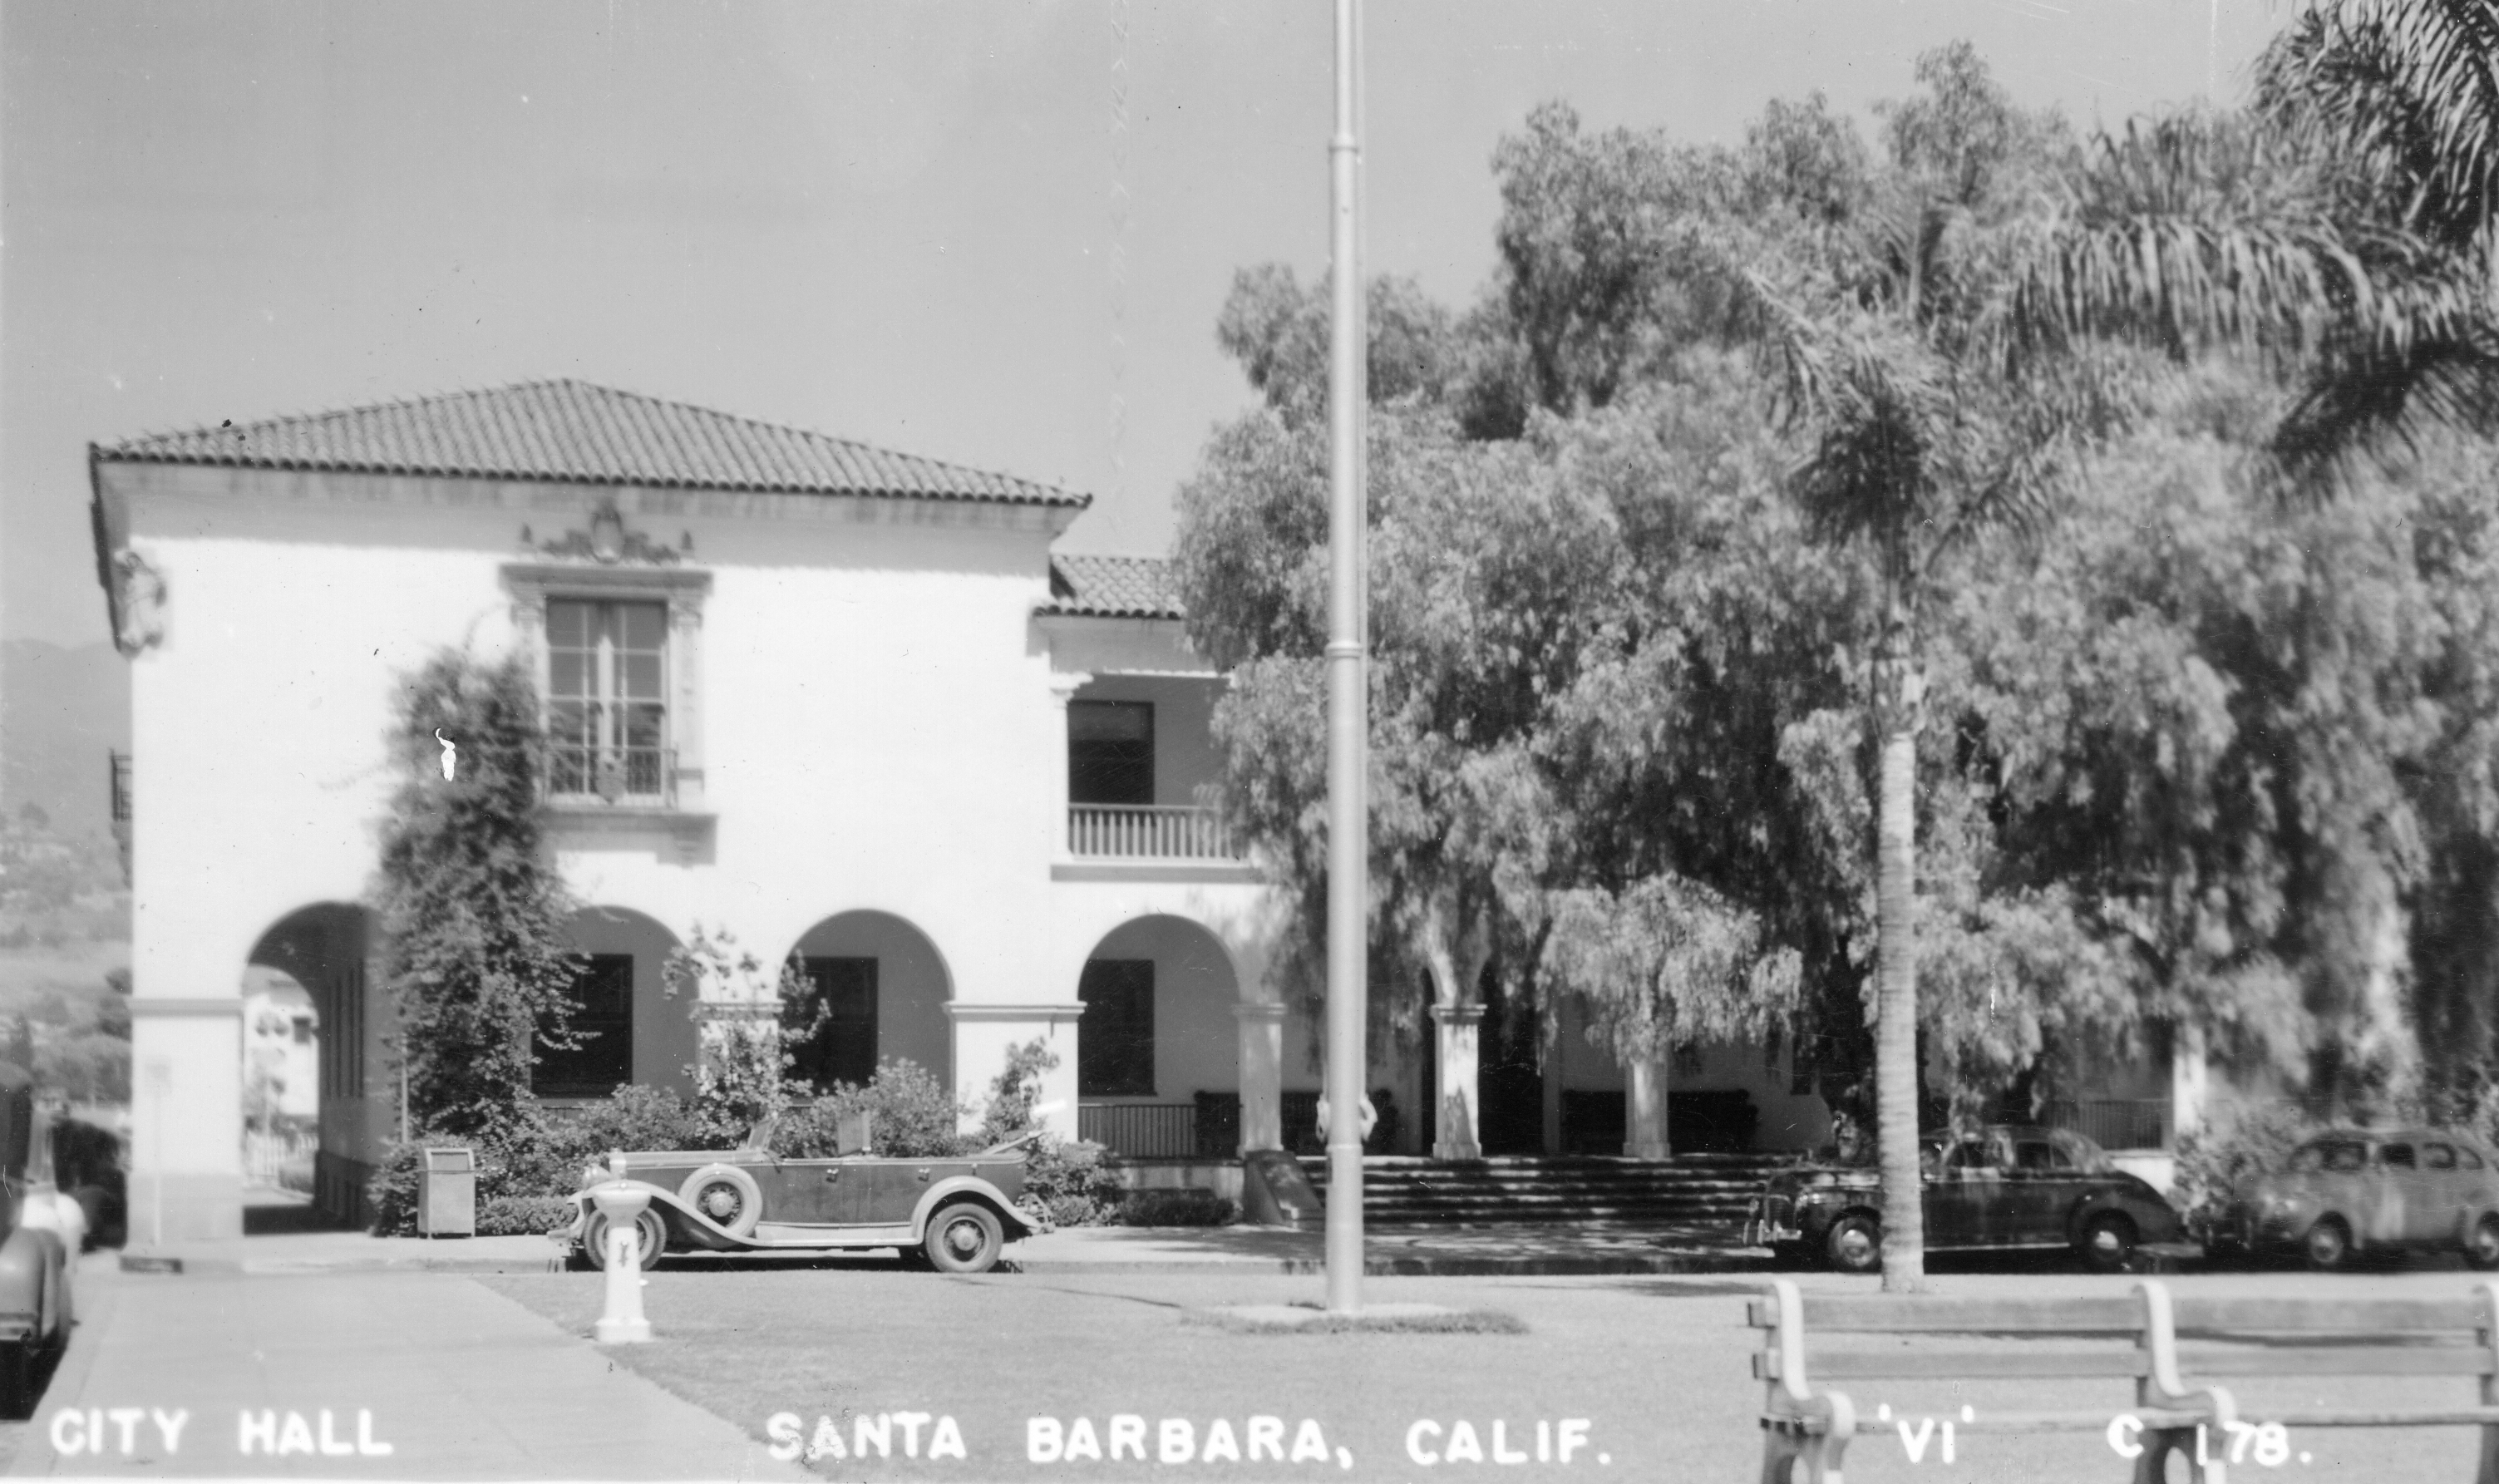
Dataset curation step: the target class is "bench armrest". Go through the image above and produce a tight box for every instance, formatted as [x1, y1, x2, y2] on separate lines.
[2137, 1279, 2237, 1477]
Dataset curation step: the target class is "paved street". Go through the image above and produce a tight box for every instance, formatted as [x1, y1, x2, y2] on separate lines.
[8, 1238, 2493, 1481]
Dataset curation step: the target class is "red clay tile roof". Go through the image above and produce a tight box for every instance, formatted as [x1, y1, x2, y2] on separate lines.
[1045, 554, 1184, 619]
[94, 378, 1087, 508]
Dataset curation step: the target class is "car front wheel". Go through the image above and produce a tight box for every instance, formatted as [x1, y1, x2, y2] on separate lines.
[2304, 1216, 2352, 1273]
[1825, 1215, 1881, 1275]
[2468, 1216, 2499, 1272]
[923, 1202, 1004, 1274]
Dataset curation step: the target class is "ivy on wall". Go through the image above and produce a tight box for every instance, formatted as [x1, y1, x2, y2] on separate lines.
[369, 650, 581, 1139]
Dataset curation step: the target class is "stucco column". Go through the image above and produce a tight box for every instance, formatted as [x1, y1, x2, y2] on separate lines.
[1431, 1003, 1484, 1161]
[1540, 998, 1567, 1156]
[2171, 1020, 2209, 1146]
[946, 1002, 1085, 1141]
[1046, 672, 1091, 860]
[131, 1004, 245, 1245]
[1625, 1048, 1672, 1160]
[1234, 1001, 1287, 1153]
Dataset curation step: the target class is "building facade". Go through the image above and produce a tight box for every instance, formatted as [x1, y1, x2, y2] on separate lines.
[92, 381, 1841, 1241]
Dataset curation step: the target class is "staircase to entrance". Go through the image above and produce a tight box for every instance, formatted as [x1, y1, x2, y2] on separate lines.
[1298, 1154, 1789, 1231]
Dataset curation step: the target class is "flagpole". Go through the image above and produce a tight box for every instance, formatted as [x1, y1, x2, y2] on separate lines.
[1323, 0, 1368, 1316]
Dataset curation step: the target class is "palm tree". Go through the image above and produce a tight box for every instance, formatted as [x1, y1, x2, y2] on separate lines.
[1743, 32, 2487, 1289]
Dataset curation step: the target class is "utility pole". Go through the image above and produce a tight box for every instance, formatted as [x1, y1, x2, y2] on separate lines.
[1323, 0, 1368, 1316]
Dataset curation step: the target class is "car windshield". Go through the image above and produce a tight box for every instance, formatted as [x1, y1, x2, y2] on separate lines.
[2288, 1140, 2368, 1174]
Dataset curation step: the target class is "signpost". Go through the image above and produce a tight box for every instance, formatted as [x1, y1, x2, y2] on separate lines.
[1322, 0, 1368, 1317]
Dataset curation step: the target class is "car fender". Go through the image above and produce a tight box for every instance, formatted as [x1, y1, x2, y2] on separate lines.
[0, 1227, 59, 1342]
[911, 1176, 1030, 1239]
[568, 1180, 748, 1253]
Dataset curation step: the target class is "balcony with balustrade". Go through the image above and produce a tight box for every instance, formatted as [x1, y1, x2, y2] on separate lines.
[535, 742, 714, 862]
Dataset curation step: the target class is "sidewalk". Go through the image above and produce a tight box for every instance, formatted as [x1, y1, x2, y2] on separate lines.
[116, 1222, 1772, 1278]
[13, 1255, 807, 1479]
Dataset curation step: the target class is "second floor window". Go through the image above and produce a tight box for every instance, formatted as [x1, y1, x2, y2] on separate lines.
[548, 599, 668, 797]
[1069, 701, 1153, 806]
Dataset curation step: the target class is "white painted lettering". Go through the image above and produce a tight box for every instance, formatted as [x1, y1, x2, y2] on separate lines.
[1247, 1416, 1285, 1462]
[1160, 1418, 1195, 1463]
[1064, 1417, 1102, 1462]
[1943, 1421, 1955, 1464]
[1445, 1422, 1484, 1464]
[49, 1408, 84, 1457]
[153, 1409, 190, 1453]
[929, 1416, 966, 1462]
[1560, 1420, 1592, 1464]
[1896, 1417, 1936, 1463]
[854, 1413, 891, 1458]
[766, 1413, 803, 1462]
[807, 1417, 847, 1462]
[108, 1406, 144, 1454]
[892, 1412, 930, 1458]
[319, 1408, 356, 1457]
[238, 1410, 276, 1456]
[1109, 1415, 1146, 1462]
[1203, 1419, 1240, 1462]
[278, 1412, 316, 1457]
[357, 1409, 392, 1457]
[1294, 1419, 1333, 1465]
[1494, 1421, 1526, 1464]
[1407, 1421, 1442, 1466]
[1538, 1420, 1550, 1463]
[1026, 1418, 1063, 1464]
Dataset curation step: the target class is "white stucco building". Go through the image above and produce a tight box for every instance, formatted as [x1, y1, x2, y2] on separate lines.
[91, 381, 1835, 1240]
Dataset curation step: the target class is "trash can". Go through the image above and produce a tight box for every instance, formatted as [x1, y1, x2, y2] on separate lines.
[417, 1147, 476, 1238]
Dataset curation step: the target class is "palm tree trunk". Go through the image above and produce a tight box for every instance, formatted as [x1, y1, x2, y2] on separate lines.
[1875, 646, 1926, 1293]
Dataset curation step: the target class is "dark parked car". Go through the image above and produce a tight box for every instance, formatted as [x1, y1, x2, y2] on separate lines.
[1743, 1124, 2187, 1274]
[559, 1135, 1035, 1274]
[2215, 1128, 2499, 1271]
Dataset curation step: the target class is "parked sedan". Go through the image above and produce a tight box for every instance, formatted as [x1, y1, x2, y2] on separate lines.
[2216, 1128, 2499, 1271]
[559, 1134, 1036, 1274]
[1743, 1124, 2187, 1274]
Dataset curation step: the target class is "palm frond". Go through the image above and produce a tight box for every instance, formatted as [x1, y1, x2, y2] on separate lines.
[2256, 0, 2499, 256]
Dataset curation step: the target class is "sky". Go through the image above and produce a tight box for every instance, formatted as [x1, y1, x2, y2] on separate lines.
[0, 0, 2290, 648]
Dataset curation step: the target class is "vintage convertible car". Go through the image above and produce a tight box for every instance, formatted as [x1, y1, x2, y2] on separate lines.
[0, 1067, 79, 1417]
[1743, 1123, 2187, 1274]
[2213, 1127, 2499, 1271]
[559, 1131, 1036, 1274]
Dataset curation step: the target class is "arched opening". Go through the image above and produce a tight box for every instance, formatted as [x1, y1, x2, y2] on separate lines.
[551, 906, 691, 1102]
[1075, 915, 1243, 1157]
[781, 912, 954, 1093]
[244, 903, 374, 1227]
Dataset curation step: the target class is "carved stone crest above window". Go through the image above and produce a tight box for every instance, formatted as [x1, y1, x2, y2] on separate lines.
[520, 499, 691, 567]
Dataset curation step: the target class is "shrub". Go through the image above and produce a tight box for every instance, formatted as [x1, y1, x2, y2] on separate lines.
[2171, 1103, 2317, 1240]
[802, 1058, 968, 1158]
[975, 1038, 1057, 1149]
[1021, 1137, 1126, 1229]
[477, 1194, 576, 1237]
[1121, 1188, 1238, 1226]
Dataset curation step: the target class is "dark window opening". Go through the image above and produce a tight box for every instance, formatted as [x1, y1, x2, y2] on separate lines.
[791, 957, 879, 1092]
[1069, 701, 1154, 806]
[1078, 959, 1155, 1097]
[535, 954, 634, 1097]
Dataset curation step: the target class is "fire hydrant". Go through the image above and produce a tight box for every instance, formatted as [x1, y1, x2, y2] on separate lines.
[588, 1172, 653, 1344]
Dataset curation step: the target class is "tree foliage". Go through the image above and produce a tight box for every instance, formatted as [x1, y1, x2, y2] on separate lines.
[369, 650, 580, 1140]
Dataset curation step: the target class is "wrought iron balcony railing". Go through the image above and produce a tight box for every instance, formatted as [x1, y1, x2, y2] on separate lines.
[1066, 804, 1236, 860]
[541, 744, 676, 806]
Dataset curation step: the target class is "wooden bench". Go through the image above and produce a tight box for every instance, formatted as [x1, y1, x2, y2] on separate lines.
[1750, 1278, 2499, 1483]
